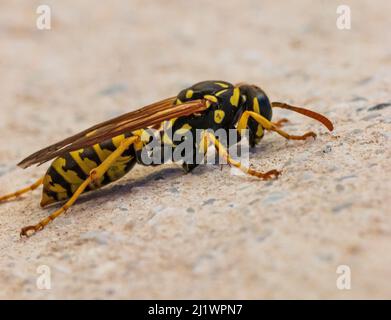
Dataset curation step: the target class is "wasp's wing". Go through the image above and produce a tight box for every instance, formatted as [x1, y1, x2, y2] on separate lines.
[18, 97, 207, 168]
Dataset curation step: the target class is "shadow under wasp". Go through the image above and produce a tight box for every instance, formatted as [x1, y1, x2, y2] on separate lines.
[0, 80, 334, 237]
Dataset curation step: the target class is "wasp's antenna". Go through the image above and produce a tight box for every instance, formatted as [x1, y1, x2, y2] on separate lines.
[272, 102, 334, 131]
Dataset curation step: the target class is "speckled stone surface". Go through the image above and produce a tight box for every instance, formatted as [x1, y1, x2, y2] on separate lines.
[0, 0, 390, 299]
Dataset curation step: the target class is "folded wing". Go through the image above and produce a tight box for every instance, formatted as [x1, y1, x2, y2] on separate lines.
[18, 97, 207, 168]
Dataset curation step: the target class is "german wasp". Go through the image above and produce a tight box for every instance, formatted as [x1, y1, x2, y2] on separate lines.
[0, 80, 334, 237]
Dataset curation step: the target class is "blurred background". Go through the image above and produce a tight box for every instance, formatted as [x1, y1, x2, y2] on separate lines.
[0, 0, 390, 299]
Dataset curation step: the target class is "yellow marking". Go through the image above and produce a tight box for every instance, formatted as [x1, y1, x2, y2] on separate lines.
[175, 123, 192, 135]
[162, 132, 174, 146]
[215, 89, 228, 96]
[204, 95, 218, 103]
[186, 90, 194, 99]
[52, 158, 84, 185]
[175, 98, 183, 105]
[43, 174, 58, 190]
[215, 82, 229, 88]
[112, 134, 126, 148]
[93, 134, 133, 181]
[70, 149, 98, 175]
[56, 192, 69, 201]
[107, 155, 133, 181]
[256, 124, 264, 137]
[40, 191, 56, 207]
[139, 129, 153, 144]
[93, 144, 112, 163]
[132, 129, 143, 136]
[214, 110, 225, 124]
[230, 87, 240, 107]
[131, 130, 145, 150]
[161, 119, 178, 145]
[42, 174, 70, 201]
[253, 97, 260, 114]
[162, 120, 169, 130]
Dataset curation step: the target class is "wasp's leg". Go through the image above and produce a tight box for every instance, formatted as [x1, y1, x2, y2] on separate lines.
[206, 133, 280, 180]
[182, 141, 206, 173]
[0, 177, 44, 203]
[20, 135, 141, 237]
[182, 130, 214, 172]
[238, 111, 316, 140]
[271, 118, 289, 128]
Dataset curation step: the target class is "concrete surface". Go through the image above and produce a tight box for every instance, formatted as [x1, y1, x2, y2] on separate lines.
[0, 0, 390, 299]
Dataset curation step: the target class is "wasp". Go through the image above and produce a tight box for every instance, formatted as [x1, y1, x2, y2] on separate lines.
[0, 81, 333, 237]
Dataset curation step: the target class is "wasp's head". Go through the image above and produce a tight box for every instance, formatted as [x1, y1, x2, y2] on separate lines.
[238, 84, 272, 147]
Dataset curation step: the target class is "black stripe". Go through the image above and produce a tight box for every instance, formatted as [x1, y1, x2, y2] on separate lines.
[97, 133, 133, 153]
[43, 189, 60, 202]
[47, 167, 73, 198]
[102, 172, 113, 184]
[99, 139, 117, 152]
[62, 153, 88, 180]
[80, 146, 102, 167]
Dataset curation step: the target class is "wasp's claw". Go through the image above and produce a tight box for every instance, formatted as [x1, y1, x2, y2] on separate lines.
[263, 169, 282, 180]
[304, 131, 317, 139]
[20, 224, 43, 237]
[250, 168, 281, 180]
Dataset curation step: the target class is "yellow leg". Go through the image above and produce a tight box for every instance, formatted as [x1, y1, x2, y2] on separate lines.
[238, 111, 316, 140]
[206, 132, 280, 180]
[20, 135, 140, 237]
[0, 177, 44, 203]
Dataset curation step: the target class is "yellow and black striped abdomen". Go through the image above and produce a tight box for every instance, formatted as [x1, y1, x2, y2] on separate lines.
[40, 133, 136, 207]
